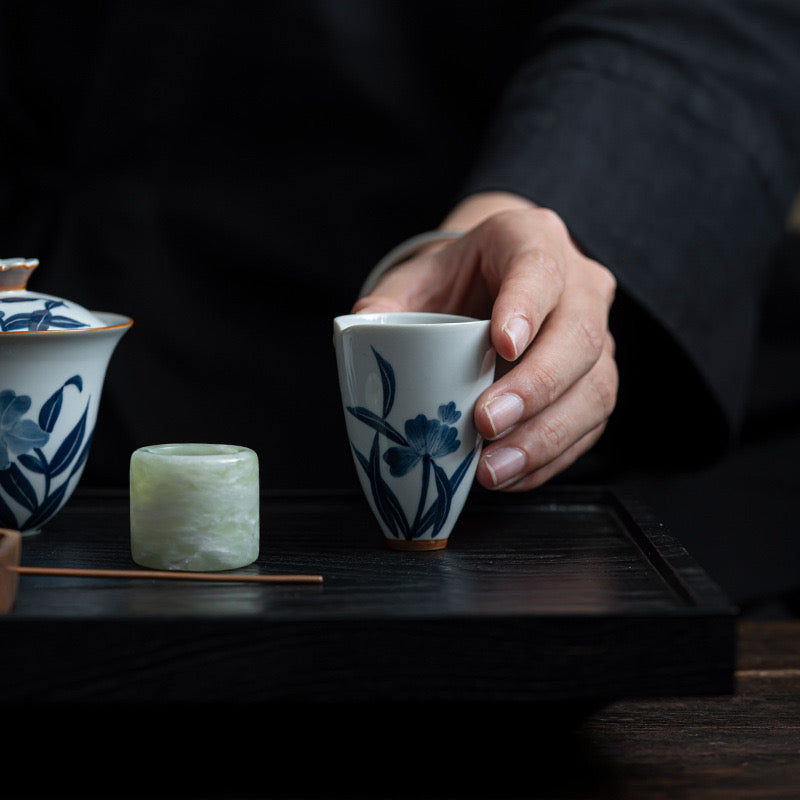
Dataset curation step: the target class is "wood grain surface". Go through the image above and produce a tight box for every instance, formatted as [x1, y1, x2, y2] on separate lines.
[1, 488, 735, 705]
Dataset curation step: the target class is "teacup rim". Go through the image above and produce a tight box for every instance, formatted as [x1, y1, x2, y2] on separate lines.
[334, 311, 488, 330]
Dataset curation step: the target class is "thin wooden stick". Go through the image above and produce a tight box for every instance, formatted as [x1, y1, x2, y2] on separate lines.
[8, 565, 323, 583]
[0, 527, 322, 613]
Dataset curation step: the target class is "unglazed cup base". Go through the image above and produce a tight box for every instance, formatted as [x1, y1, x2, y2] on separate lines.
[385, 538, 449, 551]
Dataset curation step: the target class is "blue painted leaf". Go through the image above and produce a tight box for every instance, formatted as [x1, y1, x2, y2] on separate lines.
[39, 389, 63, 434]
[382, 479, 410, 540]
[39, 375, 83, 433]
[0, 490, 19, 529]
[409, 456, 431, 537]
[44, 316, 89, 330]
[365, 433, 410, 539]
[28, 310, 55, 331]
[449, 445, 478, 494]
[354, 441, 409, 537]
[22, 482, 68, 532]
[431, 461, 453, 536]
[416, 501, 436, 537]
[370, 436, 409, 539]
[68, 430, 94, 479]
[0, 463, 38, 511]
[372, 347, 396, 419]
[17, 450, 47, 474]
[346, 406, 408, 445]
[48, 403, 88, 478]
[351, 443, 370, 475]
[2, 313, 37, 331]
[366, 433, 398, 537]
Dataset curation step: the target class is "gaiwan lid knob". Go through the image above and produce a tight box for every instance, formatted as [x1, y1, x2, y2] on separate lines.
[0, 257, 106, 331]
[0, 257, 39, 291]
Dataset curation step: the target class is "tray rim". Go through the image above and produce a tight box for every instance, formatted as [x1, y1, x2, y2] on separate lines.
[0, 485, 738, 703]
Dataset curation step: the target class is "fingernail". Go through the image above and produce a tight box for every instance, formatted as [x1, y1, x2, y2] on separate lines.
[502, 316, 531, 360]
[482, 447, 526, 487]
[484, 393, 525, 438]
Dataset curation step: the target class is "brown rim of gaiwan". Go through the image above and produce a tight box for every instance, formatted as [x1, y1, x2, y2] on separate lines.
[0, 257, 39, 291]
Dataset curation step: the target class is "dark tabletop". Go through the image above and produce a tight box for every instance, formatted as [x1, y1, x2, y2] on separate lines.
[3, 487, 734, 703]
[9, 487, 788, 800]
[6, 621, 798, 799]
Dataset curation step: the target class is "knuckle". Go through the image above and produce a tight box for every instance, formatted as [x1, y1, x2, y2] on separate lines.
[596, 263, 617, 303]
[589, 358, 619, 419]
[536, 413, 570, 460]
[533, 206, 567, 235]
[582, 259, 617, 303]
[530, 358, 562, 406]
[533, 248, 564, 285]
[502, 246, 565, 302]
[577, 314, 607, 358]
[482, 209, 517, 240]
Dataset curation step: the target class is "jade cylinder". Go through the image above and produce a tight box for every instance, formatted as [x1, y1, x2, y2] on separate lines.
[130, 443, 259, 571]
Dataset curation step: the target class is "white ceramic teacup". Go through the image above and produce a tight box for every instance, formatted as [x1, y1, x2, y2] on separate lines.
[334, 312, 496, 550]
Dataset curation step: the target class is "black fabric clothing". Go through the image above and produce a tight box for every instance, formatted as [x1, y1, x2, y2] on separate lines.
[1, 1, 799, 607]
[464, 2, 800, 446]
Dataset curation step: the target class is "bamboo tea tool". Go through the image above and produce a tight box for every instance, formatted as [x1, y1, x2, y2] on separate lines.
[0, 527, 322, 613]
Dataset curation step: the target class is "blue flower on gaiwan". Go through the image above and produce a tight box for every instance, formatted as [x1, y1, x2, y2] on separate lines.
[346, 349, 478, 545]
[0, 377, 93, 532]
[0, 390, 49, 470]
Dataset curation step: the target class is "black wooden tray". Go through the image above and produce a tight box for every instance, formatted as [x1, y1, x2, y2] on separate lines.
[1, 485, 736, 705]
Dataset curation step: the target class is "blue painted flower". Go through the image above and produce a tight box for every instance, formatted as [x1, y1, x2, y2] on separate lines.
[438, 402, 461, 425]
[0, 390, 50, 470]
[384, 413, 461, 477]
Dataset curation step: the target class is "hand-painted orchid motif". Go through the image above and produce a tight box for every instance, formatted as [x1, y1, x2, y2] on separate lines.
[384, 410, 461, 478]
[0, 390, 49, 470]
[0, 298, 90, 331]
[346, 347, 477, 542]
[0, 377, 93, 531]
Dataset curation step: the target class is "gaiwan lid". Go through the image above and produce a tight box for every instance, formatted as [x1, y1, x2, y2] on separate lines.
[0, 257, 106, 331]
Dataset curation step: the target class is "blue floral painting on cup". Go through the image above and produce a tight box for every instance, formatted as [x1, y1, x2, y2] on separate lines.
[347, 347, 477, 542]
[0, 376, 93, 531]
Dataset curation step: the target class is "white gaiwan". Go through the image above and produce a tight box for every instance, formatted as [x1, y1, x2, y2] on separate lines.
[0, 258, 132, 533]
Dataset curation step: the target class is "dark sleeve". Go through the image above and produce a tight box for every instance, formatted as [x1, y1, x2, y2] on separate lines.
[460, 0, 800, 465]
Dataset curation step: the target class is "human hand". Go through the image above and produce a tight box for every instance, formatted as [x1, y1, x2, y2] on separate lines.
[352, 192, 618, 491]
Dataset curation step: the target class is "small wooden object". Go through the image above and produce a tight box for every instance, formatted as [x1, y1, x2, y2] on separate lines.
[0, 527, 322, 613]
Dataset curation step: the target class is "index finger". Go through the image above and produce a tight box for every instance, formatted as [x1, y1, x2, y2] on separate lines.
[471, 208, 570, 361]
